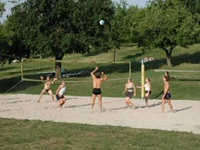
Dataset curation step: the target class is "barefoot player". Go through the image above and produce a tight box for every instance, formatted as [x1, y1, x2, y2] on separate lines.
[91, 67, 108, 112]
[56, 81, 67, 107]
[38, 75, 57, 102]
[162, 76, 174, 112]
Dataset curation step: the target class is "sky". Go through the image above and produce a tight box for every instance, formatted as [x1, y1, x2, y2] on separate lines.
[0, 0, 148, 23]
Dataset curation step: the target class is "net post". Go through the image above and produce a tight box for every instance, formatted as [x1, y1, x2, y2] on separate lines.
[128, 61, 131, 79]
[141, 59, 145, 99]
[21, 59, 24, 81]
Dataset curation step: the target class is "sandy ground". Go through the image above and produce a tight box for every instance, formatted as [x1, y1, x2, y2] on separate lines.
[0, 94, 200, 134]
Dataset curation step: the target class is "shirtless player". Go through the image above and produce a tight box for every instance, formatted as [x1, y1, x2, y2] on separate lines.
[91, 67, 108, 112]
[38, 75, 57, 102]
[162, 76, 175, 112]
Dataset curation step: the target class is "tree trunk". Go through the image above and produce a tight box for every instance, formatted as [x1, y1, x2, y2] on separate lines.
[55, 61, 62, 79]
[55, 52, 64, 79]
[164, 49, 173, 67]
[166, 56, 172, 67]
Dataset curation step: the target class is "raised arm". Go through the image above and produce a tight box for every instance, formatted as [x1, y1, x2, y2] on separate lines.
[91, 67, 98, 78]
[51, 78, 57, 84]
[40, 76, 45, 83]
[101, 72, 108, 81]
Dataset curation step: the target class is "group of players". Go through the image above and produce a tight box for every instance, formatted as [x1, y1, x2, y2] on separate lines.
[37, 67, 174, 113]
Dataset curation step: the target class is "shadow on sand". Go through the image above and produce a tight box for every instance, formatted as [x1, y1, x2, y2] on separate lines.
[175, 106, 193, 113]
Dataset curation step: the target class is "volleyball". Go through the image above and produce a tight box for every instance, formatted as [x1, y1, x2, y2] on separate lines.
[99, 19, 105, 25]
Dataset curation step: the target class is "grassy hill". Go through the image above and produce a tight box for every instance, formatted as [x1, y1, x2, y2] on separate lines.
[0, 44, 200, 100]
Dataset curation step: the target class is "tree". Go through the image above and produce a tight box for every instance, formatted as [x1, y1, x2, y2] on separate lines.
[180, 0, 200, 14]
[111, 4, 144, 47]
[133, 0, 200, 66]
[6, 0, 115, 78]
[0, 2, 5, 18]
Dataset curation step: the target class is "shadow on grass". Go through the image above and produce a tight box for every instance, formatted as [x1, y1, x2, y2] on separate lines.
[152, 90, 164, 99]
[1, 50, 199, 94]
[177, 79, 200, 81]
[172, 51, 200, 66]
[123, 52, 144, 61]
[0, 76, 41, 94]
[123, 50, 200, 72]
[0, 66, 16, 72]
[84, 50, 105, 57]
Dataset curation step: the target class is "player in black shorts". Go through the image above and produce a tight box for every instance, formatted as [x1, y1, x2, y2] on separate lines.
[91, 67, 108, 112]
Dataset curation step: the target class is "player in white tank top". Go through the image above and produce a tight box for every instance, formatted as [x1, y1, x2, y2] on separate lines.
[56, 81, 66, 107]
[136, 78, 151, 107]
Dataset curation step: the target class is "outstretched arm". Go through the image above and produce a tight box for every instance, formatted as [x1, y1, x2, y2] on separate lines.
[40, 76, 45, 83]
[136, 85, 143, 88]
[51, 78, 57, 84]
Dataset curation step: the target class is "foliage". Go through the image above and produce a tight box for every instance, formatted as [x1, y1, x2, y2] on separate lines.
[5, 0, 115, 78]
[111, 4, 145, 47]
[0, 2, 5, 18]
[180, 0, 200, 14]
[132, 0, 200, 66]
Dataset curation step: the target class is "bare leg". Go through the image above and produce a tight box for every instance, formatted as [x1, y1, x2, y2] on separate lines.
[145, 94, 149, 107]
[125, 97, 130, 107]
[38, 89, 46, 102]
[91, 94, 96, 111]
[58, 99, 65, 107]
[161, 98, 165, 112]
[167, 99, 174, 112]
[48, 90, 54, 101]
[97, 94, 102, 112]
[126, 97, 134, 108]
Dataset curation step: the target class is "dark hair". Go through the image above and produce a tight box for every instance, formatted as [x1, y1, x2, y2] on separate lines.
[165, 71, 170, 81]
[164, 76, 169, 81]
[95, 72, 101, 78]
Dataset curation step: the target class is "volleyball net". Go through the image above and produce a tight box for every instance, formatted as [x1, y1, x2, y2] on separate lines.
[20, 59, 132, 82]
[5, 58, 134, 97]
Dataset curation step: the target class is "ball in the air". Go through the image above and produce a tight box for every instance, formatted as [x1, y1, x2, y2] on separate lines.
[99, 20, 105, 25]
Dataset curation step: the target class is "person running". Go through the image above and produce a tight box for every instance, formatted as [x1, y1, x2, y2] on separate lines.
[137, 77, 151, 107]
[162, 76, 174, 112]
[56, 81, 67, 107]
[38, 75, 57, 102]
[91, 67, 108, 112]
[122, 78, 136, 108]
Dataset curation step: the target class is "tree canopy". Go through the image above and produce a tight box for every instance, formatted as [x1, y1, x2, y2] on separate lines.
[5, 0, 115, 77]
[1, 0, 200, 69]
[132, 0, 200, 66]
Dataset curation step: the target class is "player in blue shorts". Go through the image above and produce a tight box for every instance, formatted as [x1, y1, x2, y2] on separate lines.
[162, 76, 175, 113]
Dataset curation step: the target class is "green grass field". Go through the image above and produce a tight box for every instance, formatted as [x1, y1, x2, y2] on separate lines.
[0, 118, 200, 150]
[0, 45, 200, 149]
[0, 44, 199, 100]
